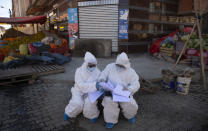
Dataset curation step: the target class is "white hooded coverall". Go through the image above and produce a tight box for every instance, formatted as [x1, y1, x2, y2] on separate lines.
[99, 52, 140, 124]
[65, 52, 100, 119]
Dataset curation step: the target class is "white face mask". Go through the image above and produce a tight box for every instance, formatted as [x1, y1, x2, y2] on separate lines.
[88, 66, 96, 72]
[116, 65, 126, 72]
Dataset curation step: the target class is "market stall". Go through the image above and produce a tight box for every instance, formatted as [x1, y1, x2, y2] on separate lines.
[0, 16, 71, 74]
[150, 28, 208, 66]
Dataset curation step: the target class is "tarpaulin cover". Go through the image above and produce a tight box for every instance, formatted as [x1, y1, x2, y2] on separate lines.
[149, 27, 194, 55]
[0, 15, 46, 24]
[149, 31, 178, 54]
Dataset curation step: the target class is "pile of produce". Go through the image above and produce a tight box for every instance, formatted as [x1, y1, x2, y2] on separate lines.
[160, 36, 175, 50]
[187, 34, 208, 50]
[2, 28, 29, 39]
[161, 42, 174, 49]
[3, 32, 45, 50]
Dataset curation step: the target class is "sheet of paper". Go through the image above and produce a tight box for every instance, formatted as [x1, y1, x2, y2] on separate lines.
[99, 81, 115, 91]
[88, 91, 103, 103]
[113, 85, 131, 97]
[107, 81, 115, 90]
[113, 94, 130, 102]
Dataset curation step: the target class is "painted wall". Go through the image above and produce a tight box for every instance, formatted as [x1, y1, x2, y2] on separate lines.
[12, 0, 30, 17]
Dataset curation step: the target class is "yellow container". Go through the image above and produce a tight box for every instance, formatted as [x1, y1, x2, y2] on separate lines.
[19, 44, 28, 56]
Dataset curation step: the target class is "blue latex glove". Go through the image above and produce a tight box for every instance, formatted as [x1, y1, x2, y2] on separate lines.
[96, 82, 104, 92]
[98, 82, 113, 91]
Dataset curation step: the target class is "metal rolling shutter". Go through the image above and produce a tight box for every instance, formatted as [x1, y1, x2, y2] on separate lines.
[78, 1, 119, 52]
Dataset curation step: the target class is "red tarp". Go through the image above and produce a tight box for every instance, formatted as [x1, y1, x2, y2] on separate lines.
[149, 27, 193, 55]
[149, 31, 178, 55]
[0, 15, 46, 24]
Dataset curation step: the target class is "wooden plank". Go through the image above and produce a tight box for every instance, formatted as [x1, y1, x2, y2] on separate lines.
[160, 47, 174, 51]
[0, 73, 36, 85]
[46, 65, 54, 71]
[129, 18, 194, 26]
[119, 41, 151, 46]
[0, 78, 33, 85]
[37, 65, 46, 72]
[32, 65, 41, 73]
[40, 65, 49, 72]
[31, 66, 38, 72]
[0, 67, 35, 80]
[45, 65, 53, 71]
[31, 64, 65, 76]
[193, 0, 207, 89]
[38, 68, 65, 76]
[50, 65, 57, 70]
[53, 65, 58, 69]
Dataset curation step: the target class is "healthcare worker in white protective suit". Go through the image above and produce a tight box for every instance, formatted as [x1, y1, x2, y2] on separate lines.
[98, 52, 140, 128]
[64, 52, 101, 123]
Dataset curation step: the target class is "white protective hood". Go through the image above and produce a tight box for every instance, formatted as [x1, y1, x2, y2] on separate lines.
[81, 52, 97, 71]
[115, 52, 130, 69]
[84, 52, 97, 65]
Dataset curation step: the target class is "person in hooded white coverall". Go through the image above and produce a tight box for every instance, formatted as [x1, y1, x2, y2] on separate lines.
[99, 52, 140, 128]
[64, 52, 101, 122]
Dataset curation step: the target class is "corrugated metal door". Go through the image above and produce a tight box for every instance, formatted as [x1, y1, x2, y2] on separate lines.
[78, 2, 119, 52]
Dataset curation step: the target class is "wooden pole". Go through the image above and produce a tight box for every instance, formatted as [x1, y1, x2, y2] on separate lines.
[32, 24, 35, 34]
[195, 0, 207, 89]
[174, 23, 196, 67]
[196, 18, 207, 89]
[196, 21, 206, 89]
[37, 23, 38, 32]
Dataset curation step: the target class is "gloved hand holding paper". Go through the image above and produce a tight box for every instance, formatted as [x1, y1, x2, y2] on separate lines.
[99, 82, 114, 91]
[88, 81, 131, 103]
[88, 90, 104, 103]
[112, 84, 131, 102]
[113, 84, 131, 98]
[88, 81, 114, 103]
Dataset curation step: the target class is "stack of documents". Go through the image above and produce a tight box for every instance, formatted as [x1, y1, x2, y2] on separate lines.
[88, 81, 131, 103]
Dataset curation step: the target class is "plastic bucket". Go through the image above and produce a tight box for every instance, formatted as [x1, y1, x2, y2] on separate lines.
[176, 77, 192, 95]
